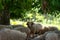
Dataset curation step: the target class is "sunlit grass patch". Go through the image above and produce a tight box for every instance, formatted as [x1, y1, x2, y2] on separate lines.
[10, 19, 27, 27]
[22, 22, 27, 27]
[10, 19, 23, 25]
[10, 13, 60, 30]
[36, 13, 44, 20]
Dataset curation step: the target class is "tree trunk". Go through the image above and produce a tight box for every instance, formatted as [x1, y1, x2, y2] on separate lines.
[0, 4, 10, 25]
[41, 0, 48, 15]
[0, 11, 3, 24]
[41, 0, 49, 23]
[3, 4, 10, 25]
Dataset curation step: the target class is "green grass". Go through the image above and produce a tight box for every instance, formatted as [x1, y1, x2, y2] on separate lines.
[10, 13, 60, 30]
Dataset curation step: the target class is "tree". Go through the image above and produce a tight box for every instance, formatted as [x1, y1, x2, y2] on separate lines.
[0, 0, 33, 25]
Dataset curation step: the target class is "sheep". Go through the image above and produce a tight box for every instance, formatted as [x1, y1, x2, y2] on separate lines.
[38, 27, 49, 35]
[0, 25, 26, 30]
[31, 36, 41, 40]
[12, 25, 25, 28]
[13, 27, 31, 40]
[0, 28, 27, 40]
[27, 22, 42, 36]
[48, 26, 58, 31]
[13, 27, 30, 33]
[0, 25, 13, 30]
[31, 34, 45, 40]
[45, 31, 58, 40]
[39, 26, 58, 35]
[54, 30, 60, 40]
[0, 25, 9, 29]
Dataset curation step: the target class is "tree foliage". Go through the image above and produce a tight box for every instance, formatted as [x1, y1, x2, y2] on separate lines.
[0, 0, 60, 19]
[10, 0, 33, 19]
[0, 0, 33, 19]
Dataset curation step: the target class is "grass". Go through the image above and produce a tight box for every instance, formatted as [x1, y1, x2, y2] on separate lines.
[10, 13, 60, 30]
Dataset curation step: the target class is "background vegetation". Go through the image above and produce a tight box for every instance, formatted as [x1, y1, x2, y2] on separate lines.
[0, 0, 60, 29]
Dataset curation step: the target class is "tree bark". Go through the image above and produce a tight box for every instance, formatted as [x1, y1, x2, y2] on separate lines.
[2, 4, 10, 25]
[41, 0, 48, 15]
[0, 11, 3, 24]
[0, 4, 10, 25]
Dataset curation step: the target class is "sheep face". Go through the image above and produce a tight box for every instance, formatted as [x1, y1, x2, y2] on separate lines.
[27, 22, 34, 28]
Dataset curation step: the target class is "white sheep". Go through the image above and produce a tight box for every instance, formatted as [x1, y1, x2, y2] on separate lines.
[27, 22, 43, 38]
[27, 22, 42, 34]
[54, 30, 60, 40]
[13, 27, 31, 40]
[48, 26, 58, 31]
[14, 27, 30, 34]
[31, 34, 45, 40]
[0, 28, 27, 40]
[45, 31, 58, 40]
